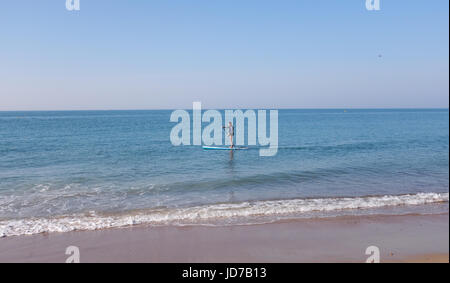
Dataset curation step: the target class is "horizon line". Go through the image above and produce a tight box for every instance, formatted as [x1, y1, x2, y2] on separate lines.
[0, 107, 449, 112]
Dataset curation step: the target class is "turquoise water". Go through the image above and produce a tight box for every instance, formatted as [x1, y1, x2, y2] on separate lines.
[0, 109, 448, 236]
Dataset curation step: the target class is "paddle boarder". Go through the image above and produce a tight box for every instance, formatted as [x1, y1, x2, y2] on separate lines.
[223, 121, 234, 148]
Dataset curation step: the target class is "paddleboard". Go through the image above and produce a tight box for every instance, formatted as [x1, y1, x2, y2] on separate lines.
[203, 146, 248, 150]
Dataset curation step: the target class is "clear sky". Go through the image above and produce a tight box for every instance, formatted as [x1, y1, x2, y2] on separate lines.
[0, 0, 448, 110]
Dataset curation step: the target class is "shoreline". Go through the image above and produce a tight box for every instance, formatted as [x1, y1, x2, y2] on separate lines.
[1, 192, 448, 238]
[0, 213, 448, 263]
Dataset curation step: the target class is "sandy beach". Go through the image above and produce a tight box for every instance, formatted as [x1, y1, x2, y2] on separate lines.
[0, 213, 447, 263]
[1, 0, 448, 271]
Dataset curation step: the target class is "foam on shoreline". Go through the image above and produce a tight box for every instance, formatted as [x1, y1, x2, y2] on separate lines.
[0, 192, 448, 237]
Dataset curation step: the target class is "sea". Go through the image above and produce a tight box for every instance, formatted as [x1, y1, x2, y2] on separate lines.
[0, 109, 448, 237]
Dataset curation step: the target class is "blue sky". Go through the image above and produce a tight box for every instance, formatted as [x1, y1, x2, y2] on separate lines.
[0, 0, 448, 110]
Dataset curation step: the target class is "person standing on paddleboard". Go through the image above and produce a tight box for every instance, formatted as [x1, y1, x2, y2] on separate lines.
[223, 122, 234, 148]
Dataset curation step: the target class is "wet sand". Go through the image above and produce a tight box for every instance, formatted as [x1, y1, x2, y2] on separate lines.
[0, 214, 448, 263]
[388, 253, 448, 263]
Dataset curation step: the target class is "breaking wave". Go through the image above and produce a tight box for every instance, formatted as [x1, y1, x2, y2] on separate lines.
[0, 192, 448, 237]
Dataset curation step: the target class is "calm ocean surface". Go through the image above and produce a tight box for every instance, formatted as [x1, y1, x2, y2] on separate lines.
[0, 109, 448, 236]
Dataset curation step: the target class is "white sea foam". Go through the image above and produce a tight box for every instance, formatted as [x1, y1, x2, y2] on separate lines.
[0, 192, 448, 237]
